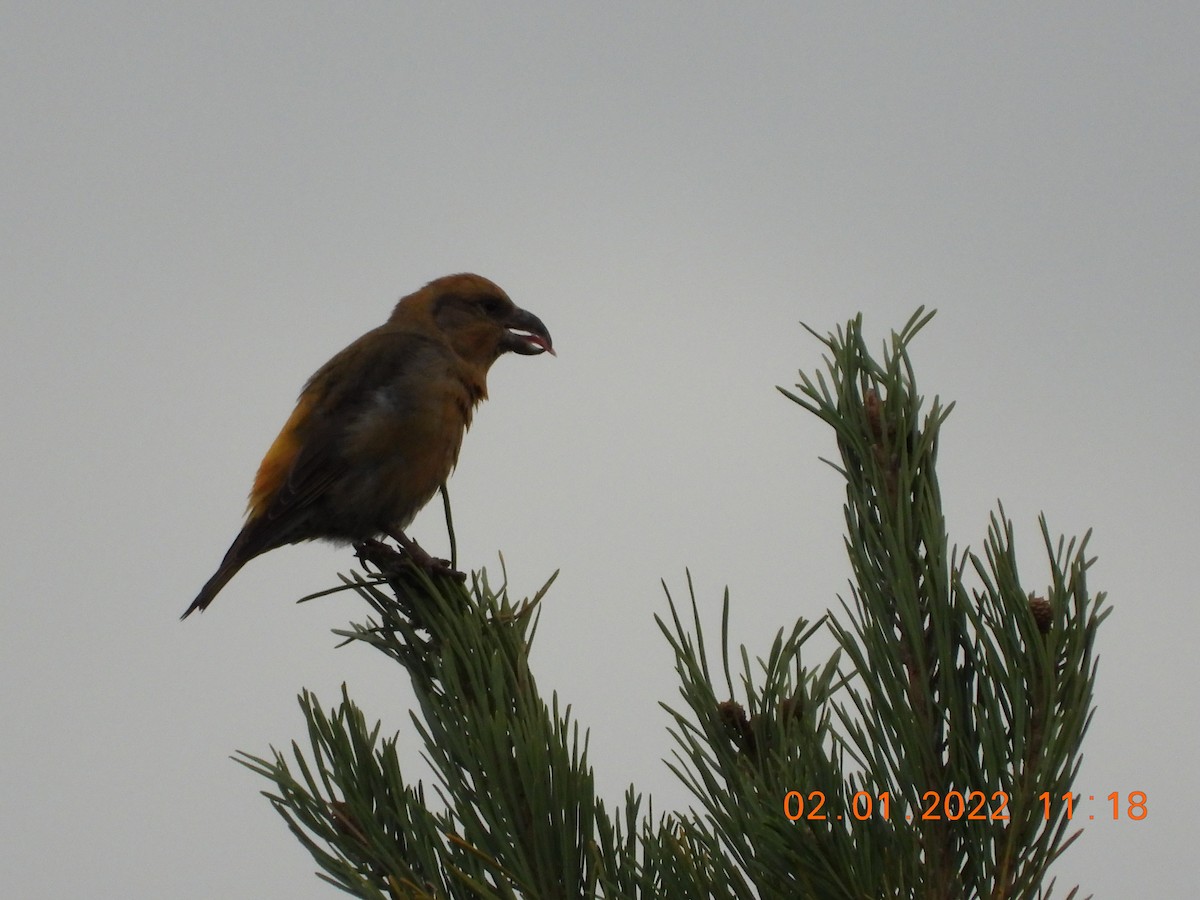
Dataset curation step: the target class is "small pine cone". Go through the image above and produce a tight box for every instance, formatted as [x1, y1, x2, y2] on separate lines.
[779, 695, 804, 723]
[329, 800, 366, 841]
[865, 388, 885, 442]
[717, 700, 753, 753]
[1029, 594, 1053, 634]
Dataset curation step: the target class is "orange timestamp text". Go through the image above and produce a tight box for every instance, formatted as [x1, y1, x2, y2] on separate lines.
[783, 790, 1148, 823]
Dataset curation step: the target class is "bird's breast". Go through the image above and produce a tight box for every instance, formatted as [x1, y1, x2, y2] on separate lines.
[338, 372, 479, 530]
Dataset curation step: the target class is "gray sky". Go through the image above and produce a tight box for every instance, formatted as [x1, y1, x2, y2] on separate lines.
[3, 3, 1196, 896]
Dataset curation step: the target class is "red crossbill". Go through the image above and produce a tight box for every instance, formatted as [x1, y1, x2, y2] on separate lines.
[183, 273, 553, 618]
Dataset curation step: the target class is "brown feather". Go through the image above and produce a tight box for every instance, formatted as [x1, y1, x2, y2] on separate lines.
[183, 273, 552, 618]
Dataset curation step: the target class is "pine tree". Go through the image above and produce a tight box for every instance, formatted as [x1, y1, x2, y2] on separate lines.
[237, 309, 1107, 899]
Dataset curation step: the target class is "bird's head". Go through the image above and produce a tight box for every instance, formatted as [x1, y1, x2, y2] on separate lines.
[393, 273, 555, 366]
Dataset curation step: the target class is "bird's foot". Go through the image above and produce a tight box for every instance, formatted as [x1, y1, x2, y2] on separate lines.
[387, 532, 466, 582]
[354, 539, 404, 575]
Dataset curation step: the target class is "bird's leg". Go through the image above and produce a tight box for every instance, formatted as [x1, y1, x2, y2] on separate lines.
[386, 530, 466, 581]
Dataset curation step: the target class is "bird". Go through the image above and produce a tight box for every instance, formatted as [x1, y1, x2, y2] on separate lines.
[183, 273, 553, 618]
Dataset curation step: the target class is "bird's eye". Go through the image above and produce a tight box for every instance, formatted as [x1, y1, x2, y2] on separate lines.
[479, 295, 508, 318]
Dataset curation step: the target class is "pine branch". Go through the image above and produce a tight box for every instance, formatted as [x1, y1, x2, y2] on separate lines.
[236, 308, 1106, 899]
[779, 309, 1106, 899]
[238, 547, 627, 898]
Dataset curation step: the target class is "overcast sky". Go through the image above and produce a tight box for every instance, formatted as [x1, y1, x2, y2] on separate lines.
[3, 3, 1197, 897]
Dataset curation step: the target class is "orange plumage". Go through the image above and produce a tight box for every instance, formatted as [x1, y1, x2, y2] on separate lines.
[183, 273, 553, 618]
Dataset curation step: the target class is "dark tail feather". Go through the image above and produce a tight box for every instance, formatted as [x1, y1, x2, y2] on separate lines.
[181, 528, 262, 619]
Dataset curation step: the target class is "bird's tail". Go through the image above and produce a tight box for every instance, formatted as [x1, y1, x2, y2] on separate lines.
[181, 528, 262, 619]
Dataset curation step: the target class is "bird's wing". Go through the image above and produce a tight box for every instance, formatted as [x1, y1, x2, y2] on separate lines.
[249, 329, 448, 530]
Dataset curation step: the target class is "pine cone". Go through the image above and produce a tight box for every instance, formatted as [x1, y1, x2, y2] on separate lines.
[1029, 594, 1053, 634]
[865, 388, 886, 442]
[717, 700, 753, 754]
[779, 695, 805, 723]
